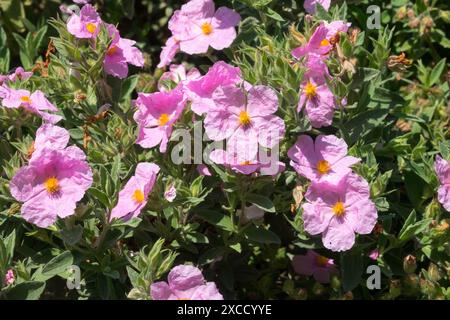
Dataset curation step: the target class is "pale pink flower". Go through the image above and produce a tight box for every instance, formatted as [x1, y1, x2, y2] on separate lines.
[204, 85, 285, 161]
[157, 37, 180, 69]
[30, 124, 71, 161]
[288, 135, 360, 184]
[0, 87, 62, 123]
[134, 88, 186, 153]
[110, 163, 160, 221]
[67, 4, 102, 39]
[10, 147, 93, 228]
[435, 155, 450, 211]
[4, 269, 15, 286]
[292, 24, 332, 59]
[369, 249, 380, 261]
[8, 67, 33, 82]
[164, 184, 177, 202]
[185, 61, 242, 115]
[304, 0, 331, 14]
[151, 265, 223, 300]
[298, 78, 336, 128]
[158, 64, 201, 93]
[292, 250, 338, 283]
[302, 173, 378, 252]
[197, 164, 212, 176]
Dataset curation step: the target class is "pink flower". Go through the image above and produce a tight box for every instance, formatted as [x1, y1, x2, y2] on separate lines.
[324, 20, 351, 39]
[67, 4, 102, 39]
[369, 249, 380, 261]
[151, 265, 223, 300]
[103, 24, 145, 79]
[157, 37, 180, 69]
[288, 135, 360, 184]
[4, 269, 15, 286]
[8, 67, 33, 82]
[303, 0, 331, 14]
[74, 0, 90, 4]
[304, 53, 330, 84]
[0, 87, 62, 124]
[302, 173, 378, 252]
[435, 155, 450, 211]
[158, 64, 201, 93]
[298, 78, 336, 128]
[30, 124, 71, 161]
[209, 149, 285, 176]
[292, 250, 338, 283]
[205, 85, 285, 161]
[185, 61, 242, 115]
[110, 162, 160, 221]
[164, 184, 177, 202]
[10, 147, 93, 228]
[158, 0, 240, 66]
[292, 24, 332, 59]
[197, 164, 212, 176]
[134, 88, 186, 153]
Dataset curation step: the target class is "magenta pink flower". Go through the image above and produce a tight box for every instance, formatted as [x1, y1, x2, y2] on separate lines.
[288, 135, 360, 184]
[164, 184, 177, 202]
[292, 24, 332, 59]
[205, 85, 285, 161]
[209, 149, 285, 176]
[158, 0, 240, 66]
[186, 61, 242, 115]
[304, 0, 331, 14]
[0, 87, 62, 123]
[134, 88, 186, 153]
[67, 4, 102, 39]
[197, 164, 212, 176]
[302, 173, 378, 252]
[369, 249, 380, 261]
[151, 265, 223, 300]
[110, 162, 160, 221]
[8, 67, 33, 82]
[435, 155, 450, 211]
[73, 0, 90, 4]
[292, 250, 338, 283]
[30, 124, 71, 161]
[103, 24, 144, 79]
[298, 78, 336, 128]
[4, 269, 15, 286]
[157, 37, 180, 69]
[304, 53, 330, 84]
[158, 64, 201, 93]
[10, 147, 93, 228]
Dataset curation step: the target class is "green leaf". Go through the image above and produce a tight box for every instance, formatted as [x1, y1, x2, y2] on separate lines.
[341, 250, 364, 292]
[60, 225, 83, 246]
[42, 251, 74, 277]
[7, 281, 46, 300]
[244, 225, 281, 244]
[266, 8, 284, 22]
[0, 27, 10, 72]
[120, 75, 139, 102]
[195, 210, 233, 232]
[428, 58, 446, 87]
[198, 247, 227, 265]
[399, 218, 432, 243]
[246, 193, 275, 212]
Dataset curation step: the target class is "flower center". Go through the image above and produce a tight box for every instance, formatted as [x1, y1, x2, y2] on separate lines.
[316, 160, 330, 174]
[201, 22, 213, 35]
[86, 23, 97, 34]
[240, 160, 252, 166]
[132, 189, 145, 203]
[20, 96, 31, 104]
[238, 111, 251, 127]
[315, 255, 329, 267]
[177, 298, 191, 300]
[332, 201, 345, 217]
[45, 177, 60, 194]
[107, 46, 118, 56]
[304, 81, 317, 100]
[320, 38, 330, 47]
[158, 113, 170, 126]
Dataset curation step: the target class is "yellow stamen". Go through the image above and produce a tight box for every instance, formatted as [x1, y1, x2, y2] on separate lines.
[132, 189, 145, 203]
[238, 111, 251, 127]
[177, 298, 191, 300]
[158, 113, 170, 126]
[45, 177, 60, 194]
[315, 255, 330, 267]
[86, 23, 97, 34]
[316, 160, 330, 174]
[240, 160, 252, 166]
[304, 81, 317, 100]
[320, 38, 330, 47]
[332, 201, 345, 217]
[107, 46, 117, 56]
[20, 96, 31, 104]
[201, 22, 213, 35]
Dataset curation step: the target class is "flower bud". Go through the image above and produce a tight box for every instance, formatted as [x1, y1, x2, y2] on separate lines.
[342, 291, 353, 300]
[312, 282, 325, 296]
[428, 263, 442, 282]
[330, 275, 341, 291]
[402, 274, 419, 296]
[387, 53, 412, 72]
[403, 255, 417, 274]
[389, 279, 402, 299]
[296, 288, 308, 300]
[396, 6, 407, 20]
[406, 8, 415, 19]
[408, 17, 420, 28]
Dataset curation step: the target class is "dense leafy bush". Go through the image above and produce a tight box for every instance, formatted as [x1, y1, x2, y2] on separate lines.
[0, 0, 449, 300]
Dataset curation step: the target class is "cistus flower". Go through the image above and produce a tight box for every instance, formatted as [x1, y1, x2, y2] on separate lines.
[204, 85, 285, 161]
[67, 4, 102, 39]
[103, 24, 145, 79]
[197, 164, 212, 176]
[288, 135, 360, 184]
[10, 147, 93, 228]
[185, 61, 242, 115]
[7, 67, 33, 82]
[30, 124, 71, 161]
[4, 269, 15, 286]
[110, 162, 160, 221]
[157, 37, 180, 69]
[150, 265, 223, 300]
[369, 249, 380, 261]
[0, 87, 62, 124]
[292, 250, 338, 283]
[302, 173, 378, 252]
[303, 0, 331, 14]
[158, 64, 201, 93]
[158, 0, 240, 67]
[209, 148, 285, 176]
[297, 78, 336, 128]
[434, 155, 450, 211]
[134, 88, 186, 153]
[164, 184, 177, 202]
